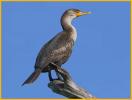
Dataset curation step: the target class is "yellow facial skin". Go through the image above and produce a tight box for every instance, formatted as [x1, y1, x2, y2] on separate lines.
[76, 11, 91, 17]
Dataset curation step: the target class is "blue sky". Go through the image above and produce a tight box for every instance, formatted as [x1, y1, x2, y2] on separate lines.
[2, 2, 130, 98]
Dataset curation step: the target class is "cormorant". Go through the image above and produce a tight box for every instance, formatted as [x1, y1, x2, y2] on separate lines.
[23, 9, 91, 85]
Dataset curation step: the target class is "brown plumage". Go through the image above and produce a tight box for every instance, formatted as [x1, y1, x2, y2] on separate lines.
[22, 9, 90, 85]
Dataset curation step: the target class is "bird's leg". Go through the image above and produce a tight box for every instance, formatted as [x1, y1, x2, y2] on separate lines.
[49, 62, 72, 81]
[48, 64, 61, 81]
[48, 65, 54, 81]
[55, 70, 63, 80]
[49, 62, 63, 80]
[48, 70, 53, 81]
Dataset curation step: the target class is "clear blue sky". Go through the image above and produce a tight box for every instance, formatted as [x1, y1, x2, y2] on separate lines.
[2, 2, 130, 98]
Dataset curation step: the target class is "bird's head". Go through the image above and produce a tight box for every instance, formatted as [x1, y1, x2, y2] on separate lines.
[63, 9, 91, 20]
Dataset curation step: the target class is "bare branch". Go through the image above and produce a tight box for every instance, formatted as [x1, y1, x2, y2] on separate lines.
[48, 63, 95, 98]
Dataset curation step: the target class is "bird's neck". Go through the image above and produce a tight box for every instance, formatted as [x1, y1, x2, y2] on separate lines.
[61, 16, 74, 31]
[61, 16, 77, 41]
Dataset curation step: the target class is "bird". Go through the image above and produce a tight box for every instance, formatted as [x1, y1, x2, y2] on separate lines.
[22, 9, 91, 85]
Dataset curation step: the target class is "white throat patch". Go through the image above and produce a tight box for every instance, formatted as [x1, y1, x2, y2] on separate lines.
[65, 16, 77, 42]
[71, 26, 77, 42]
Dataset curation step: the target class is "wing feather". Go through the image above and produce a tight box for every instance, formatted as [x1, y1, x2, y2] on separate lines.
[35, 31, 74, 68]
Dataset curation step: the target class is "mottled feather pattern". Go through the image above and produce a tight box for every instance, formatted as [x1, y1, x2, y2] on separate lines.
[35, 31, 74, 71]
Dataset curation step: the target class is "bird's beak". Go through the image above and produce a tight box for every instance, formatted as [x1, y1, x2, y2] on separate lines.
[76, 11, 91, 17]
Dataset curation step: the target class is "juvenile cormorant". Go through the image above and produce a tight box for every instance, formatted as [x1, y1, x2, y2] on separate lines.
[23, 9, 91, 85]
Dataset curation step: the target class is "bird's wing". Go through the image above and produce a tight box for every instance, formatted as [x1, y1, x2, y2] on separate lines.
[35, 31, 74, 68]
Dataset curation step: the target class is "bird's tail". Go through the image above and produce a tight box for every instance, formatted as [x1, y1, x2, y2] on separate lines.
[22, 68, 42, 86]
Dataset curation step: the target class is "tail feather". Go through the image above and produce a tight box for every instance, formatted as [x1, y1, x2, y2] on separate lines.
[22, 68, 42, 86]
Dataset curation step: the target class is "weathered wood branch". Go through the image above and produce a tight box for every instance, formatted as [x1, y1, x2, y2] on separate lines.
[48, 63, 95, 98]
